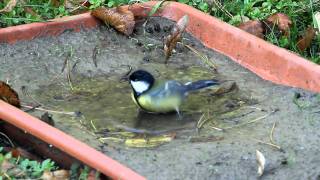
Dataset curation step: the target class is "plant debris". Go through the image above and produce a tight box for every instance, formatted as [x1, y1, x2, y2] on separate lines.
[91, 6, 135, 36]
[297, 27, 316, 51]
[189, 135, 224, 143]
[256, 150, 266, 177]
[124, 133, 175, 148]
[41, 170, 70, 180]
[238, 20, 265, 38]
[0, 81, 20, 107]
[164, 15, 189, 61]
[0, 0, 17, 13]
[266, 13, 292, 36]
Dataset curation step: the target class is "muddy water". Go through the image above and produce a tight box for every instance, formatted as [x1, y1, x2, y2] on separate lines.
[1, 17, 320, 179]
[33, 64, 253, 134]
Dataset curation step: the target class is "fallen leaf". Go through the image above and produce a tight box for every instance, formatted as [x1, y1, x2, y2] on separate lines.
[0, 0, 17, 13]
[125, 133, 175, 148]
[41, 170, 70, 180]
[256, 150, 266, 177]
[164, 15, 189, 61]
[4, 147, 42, 161]
[0, 81, 20, 107]
[266, 13, 292, 36]
[91, 6, 135, 36]
[238, 20, 264, 38]
[213, 81, 238, 95]
[297, 27, 316, 51]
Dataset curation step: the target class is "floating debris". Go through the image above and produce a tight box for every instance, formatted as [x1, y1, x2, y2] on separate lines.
[256, 150, 266, 177]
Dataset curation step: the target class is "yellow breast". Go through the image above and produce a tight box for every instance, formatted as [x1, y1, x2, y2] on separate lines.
[134, 93, 182, 113]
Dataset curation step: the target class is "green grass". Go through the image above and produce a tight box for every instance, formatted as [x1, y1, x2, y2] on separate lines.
[0, 0, 68, 27]
[0, 0, 319, 63]
[0, 147, 57, 179]
[179, 0, 320, 63]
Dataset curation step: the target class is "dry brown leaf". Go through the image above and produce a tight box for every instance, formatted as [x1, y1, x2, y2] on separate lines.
[0, 81, 20, 107]
[5, 147, 42, 161]
[0, 0, 17, 13]
[41, 170, 70, 180]
[91, 6, 135, 36]
[164, 15, 189, 61]
[297, 27, 316, 51]
[266, 13, 292, 36]
[238, 20, 264, 38]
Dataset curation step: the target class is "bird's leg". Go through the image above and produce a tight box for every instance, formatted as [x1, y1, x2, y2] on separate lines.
[175, 107, 182, 120]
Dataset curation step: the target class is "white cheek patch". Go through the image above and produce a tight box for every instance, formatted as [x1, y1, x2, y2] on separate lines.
[130, 81, 150, 93]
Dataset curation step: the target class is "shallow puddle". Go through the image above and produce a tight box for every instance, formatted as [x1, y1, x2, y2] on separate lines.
[33, 64, 254, 138]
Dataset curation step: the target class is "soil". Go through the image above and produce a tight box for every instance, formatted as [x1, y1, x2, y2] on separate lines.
[0, 17, 319, 180]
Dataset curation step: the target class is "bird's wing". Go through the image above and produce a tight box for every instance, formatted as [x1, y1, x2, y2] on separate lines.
[149, 80, 185, 98]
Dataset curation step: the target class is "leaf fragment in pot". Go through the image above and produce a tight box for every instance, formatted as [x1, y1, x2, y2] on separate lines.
[297, 27, 316, 51]
[266, 13, 292, 36]
[238, 20, 264, 38]
[0, 81, 20, 108]
[164, 15, 189, 60]
[92, 6, 135, 36]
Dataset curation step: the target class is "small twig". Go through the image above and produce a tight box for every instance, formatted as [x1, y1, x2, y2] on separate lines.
[269, 122, 277, 144]
[69, 0, 89, 13]
[21, 105, 75, 116]
[245, 106, 266, 111]
[212, 0, 233, 18]
[61, 55, 68, 73]
[66, 47, 74, 91]
[71, 60, 79, 73]
[253, 138, 281, 150]
[196, 113, 206, 128]
[224, 109, 278, 130]
[21, 86, 46, 108]
[183, 43, 218, 71]
[3, 173, 11, 180]
[92, 45, 99, 67]
[210, 125, 223, 131]
[0, 132, 15, 147]
[90, 120, 97, 132]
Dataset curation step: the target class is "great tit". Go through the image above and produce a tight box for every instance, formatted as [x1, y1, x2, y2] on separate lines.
[128, 70, 219, 115]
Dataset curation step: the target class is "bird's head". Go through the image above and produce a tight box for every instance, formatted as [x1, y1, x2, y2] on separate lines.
[129, 70, 155, 95]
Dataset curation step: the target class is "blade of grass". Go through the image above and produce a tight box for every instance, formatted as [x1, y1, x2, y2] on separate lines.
[148, 0, 166, 16]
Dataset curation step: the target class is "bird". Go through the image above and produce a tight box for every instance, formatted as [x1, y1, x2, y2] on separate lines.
[128, 70, 219, 116]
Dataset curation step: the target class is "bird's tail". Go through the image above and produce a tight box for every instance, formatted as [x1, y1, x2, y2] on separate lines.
[184, 79, 219, 92]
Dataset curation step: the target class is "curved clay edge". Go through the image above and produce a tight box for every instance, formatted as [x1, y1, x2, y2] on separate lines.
[0, 101, 146, 180]
[138, 2, 320, 93]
